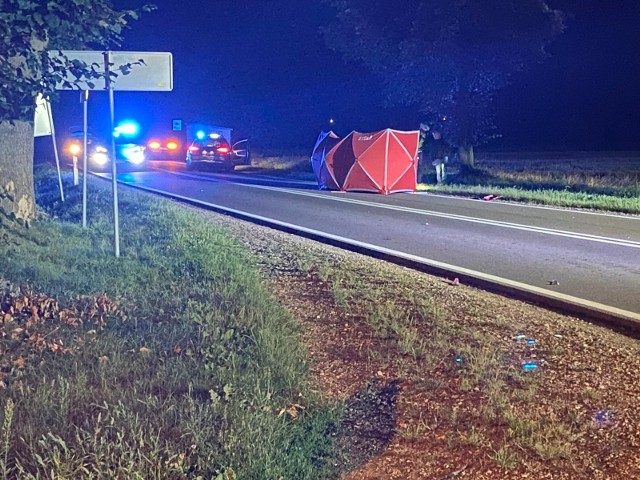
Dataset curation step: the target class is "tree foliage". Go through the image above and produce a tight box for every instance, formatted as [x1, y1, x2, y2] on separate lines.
[323, 0, 565, 154]
[0, 0, 154, 122]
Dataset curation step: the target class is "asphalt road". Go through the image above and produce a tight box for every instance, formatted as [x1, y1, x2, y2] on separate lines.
[100, 161, 640, 320]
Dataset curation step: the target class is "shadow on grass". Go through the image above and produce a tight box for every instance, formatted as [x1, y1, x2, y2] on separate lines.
[333, 379, 400, 475]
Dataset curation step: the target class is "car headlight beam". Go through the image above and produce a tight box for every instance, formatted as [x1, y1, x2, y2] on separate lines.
[91, 151, 109, 166]
[122, 146, 146, 165]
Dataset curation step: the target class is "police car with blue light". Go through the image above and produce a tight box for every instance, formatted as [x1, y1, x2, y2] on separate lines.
[64, 120, 148, 169]
[186, 128, 250, 171]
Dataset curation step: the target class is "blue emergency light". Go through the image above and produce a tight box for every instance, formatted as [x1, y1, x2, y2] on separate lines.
[114, 120, 140, 138]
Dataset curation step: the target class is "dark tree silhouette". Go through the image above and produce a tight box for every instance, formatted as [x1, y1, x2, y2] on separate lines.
[323, 0, 565, 167]
[0, 0, 152, 221]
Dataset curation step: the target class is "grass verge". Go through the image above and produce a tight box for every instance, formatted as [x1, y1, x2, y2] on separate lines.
[419, 155, 640, 214]
[421, 182, 640, 214]
[301, 257, 582, 470]
[0, 168, 339, 479]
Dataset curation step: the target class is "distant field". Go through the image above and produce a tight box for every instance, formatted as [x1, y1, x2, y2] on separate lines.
[477, 151, 640, 166]
[474, 151, 640, 188]
[253, 150, 640, 172]
[246, 154, 314, 179]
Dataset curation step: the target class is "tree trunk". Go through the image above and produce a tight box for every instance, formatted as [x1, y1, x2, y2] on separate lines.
[0, 120, 36, 222]
[458, 144, 475, 169]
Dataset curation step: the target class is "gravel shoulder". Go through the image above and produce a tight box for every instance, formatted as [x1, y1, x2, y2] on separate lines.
[196, 203, 640, 480]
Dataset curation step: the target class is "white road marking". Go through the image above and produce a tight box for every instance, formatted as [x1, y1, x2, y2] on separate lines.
[234, 183, 640, 249]
[105, 179, 640, 325]
[131, 169, 640, 248]
[419, 191, 640, 220]
[151, 164, 638, 219]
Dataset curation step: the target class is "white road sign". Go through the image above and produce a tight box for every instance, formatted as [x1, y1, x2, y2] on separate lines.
[34, 94, 52, 137]
[51, 50, 173, 91]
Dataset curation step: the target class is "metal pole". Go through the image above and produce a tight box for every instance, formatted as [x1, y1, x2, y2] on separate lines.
[82, 90, 88, 228]
[105, 51, 120, 257]
[45, 98, 65, 202]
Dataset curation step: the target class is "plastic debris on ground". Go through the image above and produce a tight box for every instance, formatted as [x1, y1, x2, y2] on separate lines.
[593, 409, 615, 428]
[482, 194, 503, 201]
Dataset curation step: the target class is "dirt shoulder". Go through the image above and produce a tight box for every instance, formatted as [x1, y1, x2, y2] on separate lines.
[203, 206, 640, 480]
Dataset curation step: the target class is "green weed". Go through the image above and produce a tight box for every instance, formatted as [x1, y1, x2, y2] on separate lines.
[491, 445, 519, 470]
[504, 408, 576, 461]
[463, 426, 483, 447]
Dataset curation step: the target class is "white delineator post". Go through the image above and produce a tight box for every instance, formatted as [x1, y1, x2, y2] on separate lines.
[72, 155, 78, 185]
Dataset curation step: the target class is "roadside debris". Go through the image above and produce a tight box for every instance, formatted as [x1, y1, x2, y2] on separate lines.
[439, 464, 468, 479]
[482, 194, 503, 201]
[514, 335, 535, 344]
[593, 409, 615, 428]
[547, 279, 560, 285]
[515, 333, 546, 372]
[277, 403, 305, 420]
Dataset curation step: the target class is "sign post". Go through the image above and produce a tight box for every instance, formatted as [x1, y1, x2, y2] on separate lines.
[46, 100, 65, 202]
[51, 50, 173, 256]
[105, 52, 121, 258]
[82, 90, 89, 228]
[34, 95, 65, 201]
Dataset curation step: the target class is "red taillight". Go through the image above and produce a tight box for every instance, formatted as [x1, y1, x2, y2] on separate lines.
[216, 146, 230, 153]
[167, 141, 178, 151]
[188, 146, 200, 152]
[148, 141, 161, 150]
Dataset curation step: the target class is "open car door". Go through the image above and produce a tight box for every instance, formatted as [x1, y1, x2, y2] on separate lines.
[232, 138, 251, 165]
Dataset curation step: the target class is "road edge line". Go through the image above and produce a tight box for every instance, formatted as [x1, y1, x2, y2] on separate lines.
[114, 179, 640, 333]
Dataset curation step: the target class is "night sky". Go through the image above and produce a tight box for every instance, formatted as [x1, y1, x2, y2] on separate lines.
[56, 0, 640, 152]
